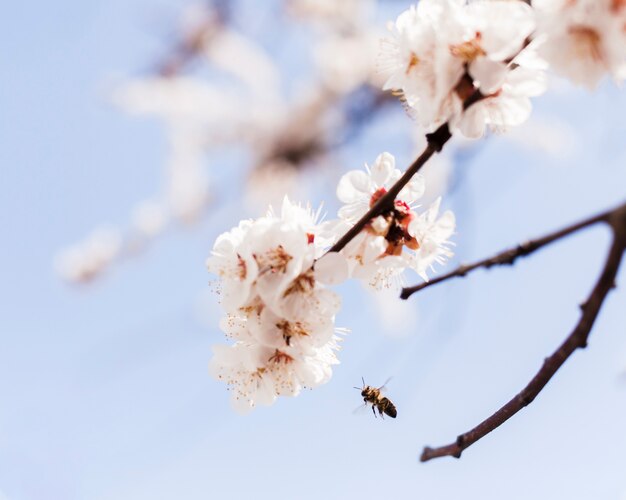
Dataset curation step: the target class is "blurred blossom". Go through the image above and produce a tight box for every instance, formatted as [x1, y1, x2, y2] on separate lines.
[202, 29, 281, 98]
[286, 0, 374, 31]
[314, 32, 381, 94]
[113, 76, 241, 133]
[54, 226, 122, 283]
[166, 129, 211, 222]
[534, 0, 626, 89]
[243, 86, 337, 209]
[246, 160, 303, 212]
[131, 200, 168, 237]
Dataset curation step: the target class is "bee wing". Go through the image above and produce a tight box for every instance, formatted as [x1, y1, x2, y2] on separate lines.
[352, 402, 370, 415]
[378, 376, 393, 393]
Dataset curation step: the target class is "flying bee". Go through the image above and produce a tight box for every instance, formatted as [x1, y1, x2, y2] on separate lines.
[354, 377, 397, 419]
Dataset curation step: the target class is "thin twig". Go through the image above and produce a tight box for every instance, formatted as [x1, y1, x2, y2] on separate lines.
[401, 204, 622, 299]
[419, 203, 626, 463]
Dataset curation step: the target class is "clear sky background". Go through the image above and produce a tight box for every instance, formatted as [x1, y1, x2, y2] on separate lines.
[1, 1, 625, 499]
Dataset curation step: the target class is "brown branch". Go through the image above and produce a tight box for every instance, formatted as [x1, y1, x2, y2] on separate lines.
[419, 203, 626, 463]
[401, 204, 622, 299]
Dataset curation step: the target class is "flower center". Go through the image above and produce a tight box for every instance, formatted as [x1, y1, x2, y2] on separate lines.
[612, 0, 626, 12]
[269, 349, 294, 365]
[236, 253, 247, 280]
[283, 268, 315, 297]
[369, 187, 388, 208]
[255, 245, 293, 274]
[450, 32, 485, 62]
[568, 26, 603, 63]
[405, 52, 420, 75]
[276, 320, 309, 346]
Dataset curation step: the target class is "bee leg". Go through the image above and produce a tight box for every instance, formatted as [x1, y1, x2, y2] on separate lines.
[372, 405, 377, 418]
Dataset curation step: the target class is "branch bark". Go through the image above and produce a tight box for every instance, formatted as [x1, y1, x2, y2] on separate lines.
[419, 203, 626, 463]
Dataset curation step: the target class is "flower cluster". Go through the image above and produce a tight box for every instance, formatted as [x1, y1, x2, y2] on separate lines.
[207, 198, 346, 413]
[380, 0, 545, 138]
[381, 0, 626, 137]
[208, 153, 456, 411]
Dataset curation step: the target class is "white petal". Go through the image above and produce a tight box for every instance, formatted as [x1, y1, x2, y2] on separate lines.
[470, 59, 508, 94]
[314, 252, 349, 285]
[369, 153, 396, 187]
[336, 170, 373, 204]
[398, 173, 426, 204]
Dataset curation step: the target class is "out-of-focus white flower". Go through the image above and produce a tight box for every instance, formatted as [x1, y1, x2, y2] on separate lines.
[534, 0, 626, 88]
[380, 0, 545, 137]
[55, 226, 122, 283]
[335, 152, 454, 289]
[286, 0, 374, 30]
[166, 129, 211, 222]
[246, 160, 302, 211]
[203, 29, 281, 98]
[315, 32, 378, 94]
[113, 76, 238, 128]
[207, 197, 347, 413]
[131, 200, 168, 237]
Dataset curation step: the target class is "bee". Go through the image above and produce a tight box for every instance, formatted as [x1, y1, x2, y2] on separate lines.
[354, 377, 397, 419]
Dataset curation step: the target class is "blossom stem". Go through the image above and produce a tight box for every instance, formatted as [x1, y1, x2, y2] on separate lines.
[418, 201, 626, 462]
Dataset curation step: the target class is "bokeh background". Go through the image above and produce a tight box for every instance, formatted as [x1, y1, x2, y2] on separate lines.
[1, 1, 625, 499]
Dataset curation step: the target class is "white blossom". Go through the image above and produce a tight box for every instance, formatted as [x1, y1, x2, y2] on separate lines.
[335, 152, 454, 289]
[54, 226, 122, 283]
[286, 0, 374, 31]
[131, 200, 168, 237]
[380, 0, 545, 137]
[535, 0, 626, 88]
[207, 197, 347, 412]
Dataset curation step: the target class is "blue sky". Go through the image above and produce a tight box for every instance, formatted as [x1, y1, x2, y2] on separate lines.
[1, 1, 625, 499]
